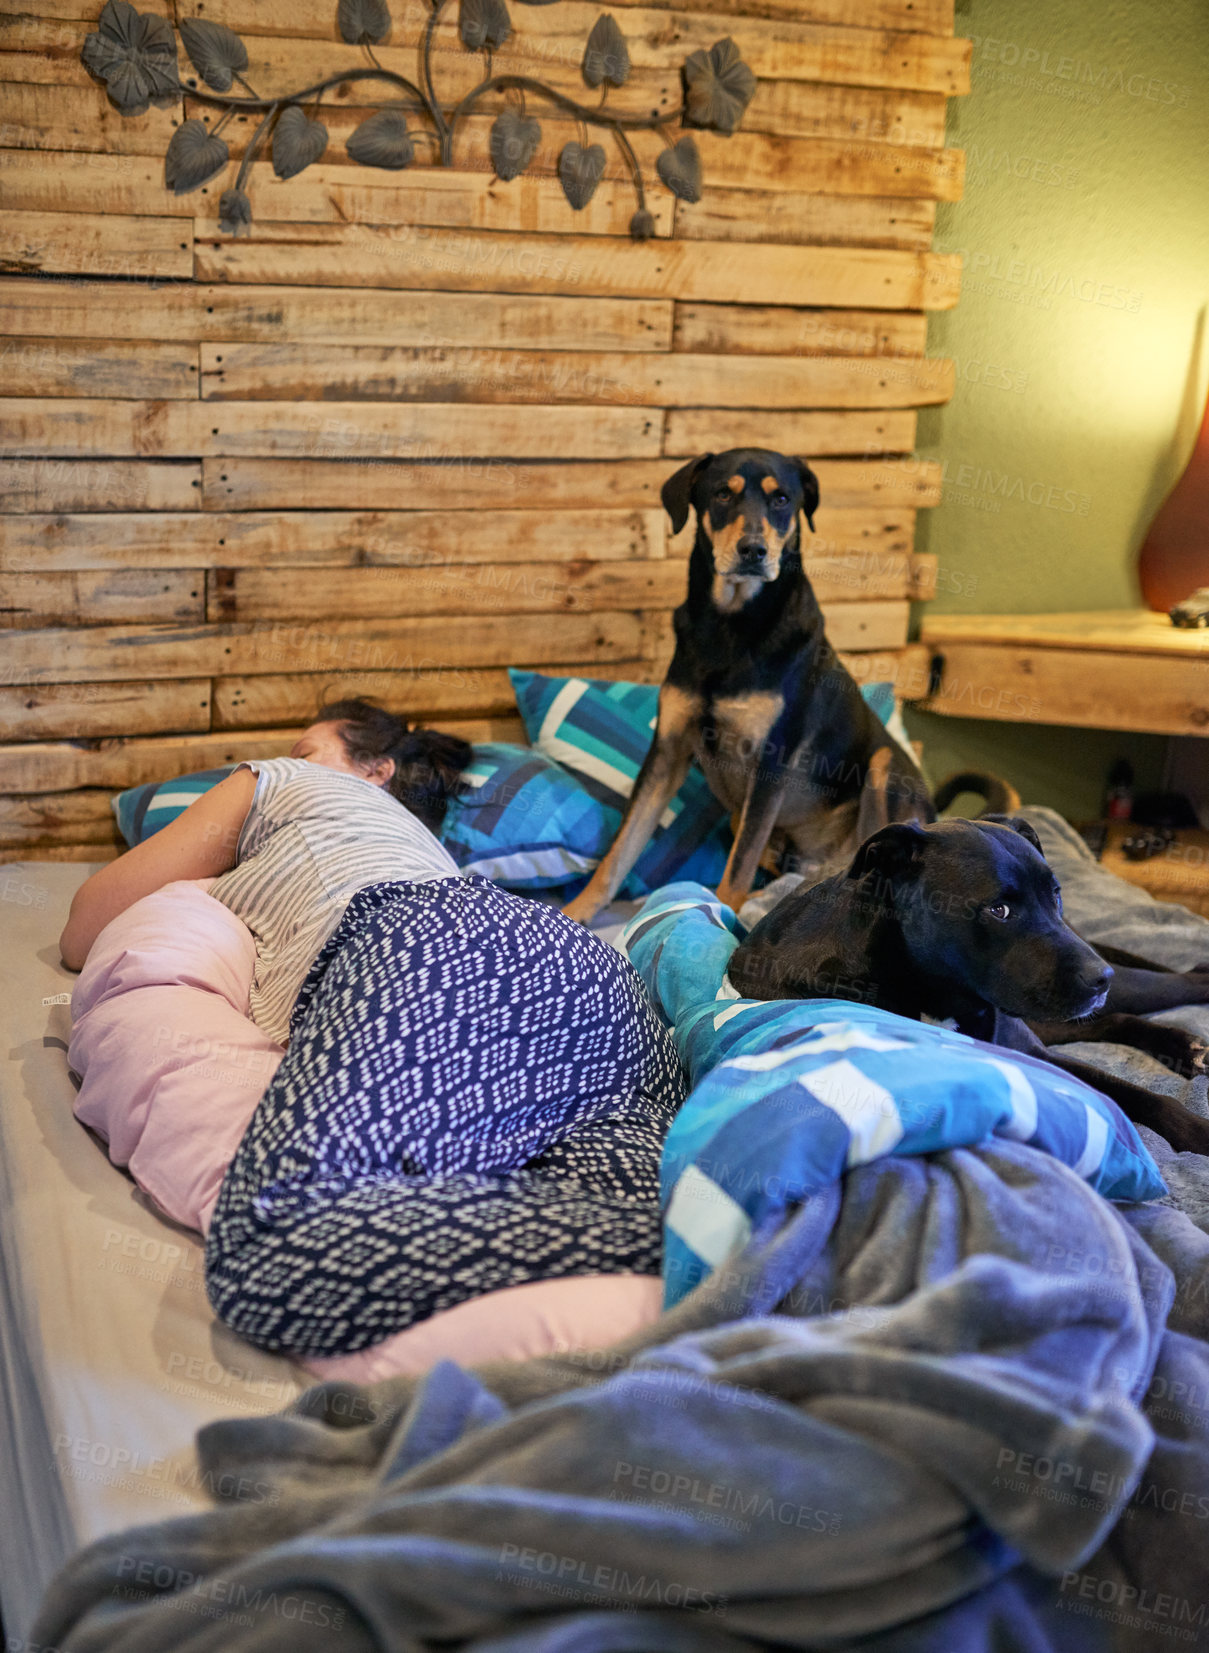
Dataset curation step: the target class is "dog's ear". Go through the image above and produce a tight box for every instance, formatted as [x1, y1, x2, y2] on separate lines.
[847, 821, 928, 885]
[794, 458, 820, 533]
[661, 454, 714, 535]
[982, 814, 1045, 856]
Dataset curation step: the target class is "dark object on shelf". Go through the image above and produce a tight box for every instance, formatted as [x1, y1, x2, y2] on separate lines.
[1121, 826, 1175, 862]
[1138, 367, 1209, 613]
[1104, 757, 1134, 822]
[1170, 587, 1209, 628]
[1131, 790, 1201, 830]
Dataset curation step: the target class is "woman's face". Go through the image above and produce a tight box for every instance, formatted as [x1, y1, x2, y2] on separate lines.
[289, 722, 393, 787]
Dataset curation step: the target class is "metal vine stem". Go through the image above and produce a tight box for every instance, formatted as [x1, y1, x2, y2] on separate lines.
[185, 47, 688, 172]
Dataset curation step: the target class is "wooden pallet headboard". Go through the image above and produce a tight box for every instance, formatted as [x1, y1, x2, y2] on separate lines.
[0, 0, 966, 861]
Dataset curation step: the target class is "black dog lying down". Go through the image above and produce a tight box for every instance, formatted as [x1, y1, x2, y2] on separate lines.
[728, 815, 1209, 1155]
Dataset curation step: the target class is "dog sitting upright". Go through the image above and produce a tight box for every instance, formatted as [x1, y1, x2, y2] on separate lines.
[728, 815, 1209, 1154]
[563, 449, 931, 924]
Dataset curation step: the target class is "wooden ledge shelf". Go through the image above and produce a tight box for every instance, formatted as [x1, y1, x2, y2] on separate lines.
[911, 609, 1209, 736]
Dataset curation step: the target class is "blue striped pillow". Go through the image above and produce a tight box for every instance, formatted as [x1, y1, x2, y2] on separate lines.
[112, 767, 237, 846]
[619, 884, 1168, 1306]
[439, 743, 610, 889]
[509, 670, 902, 899]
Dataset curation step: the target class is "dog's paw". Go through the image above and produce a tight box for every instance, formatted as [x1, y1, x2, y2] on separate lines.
[560, 894, 599, 927]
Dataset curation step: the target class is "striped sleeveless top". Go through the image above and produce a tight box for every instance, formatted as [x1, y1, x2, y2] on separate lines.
[209, 757, 460, 1045]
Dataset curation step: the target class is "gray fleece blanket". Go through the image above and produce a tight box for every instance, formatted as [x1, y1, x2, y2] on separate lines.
[31, 1134, 1209, 1653]
[32, 809, 1209, 1652]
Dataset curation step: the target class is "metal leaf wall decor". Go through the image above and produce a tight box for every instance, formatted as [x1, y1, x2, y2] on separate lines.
[80, 0, 755, 239]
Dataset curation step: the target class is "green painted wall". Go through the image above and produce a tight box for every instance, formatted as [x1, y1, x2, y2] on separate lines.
[904, 0, 1209, 821]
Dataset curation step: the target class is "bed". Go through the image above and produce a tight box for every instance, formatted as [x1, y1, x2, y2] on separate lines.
[0, 854, 650, 1640]
[9, 818, 1209, 1648]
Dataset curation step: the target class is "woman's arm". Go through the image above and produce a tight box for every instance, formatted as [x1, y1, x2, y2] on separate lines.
[59, 767, 260, 971]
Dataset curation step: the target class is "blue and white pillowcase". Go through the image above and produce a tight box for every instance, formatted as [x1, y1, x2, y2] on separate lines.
[619, 884, 1168, 1305]
[112, 767, 237, 846]
[438, 742, 610, 890]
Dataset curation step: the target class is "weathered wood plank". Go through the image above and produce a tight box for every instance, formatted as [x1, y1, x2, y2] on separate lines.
[172, 4, 970, 93]
[0, 278, 673, 351]
[915, 642, 1209, 738]
[603, 0, 953, 29]
[0, 678, 211, 743]
[0, 789, 114, 829]
[0, 458, 202, 511]
[1, 1, 171, 20]
[0, 570, 204, 628]
[0, 722, 524, 794]
[627, 131, 963, 200]
[675, 191, 935, 250]
[919, 610, 1209, 656]
[211, 660, 657, 729]
[196, 227, 961, 310]
[206, 562, 688, 623]
[0, 336, 199, 399]
[0, 508, 667, 570]
[0, 611, 652, 684]
[0, 399, 663, 460]
[202, 456, 943, 511]
[746, 81, 946, 144]
[673, 304, 928, 356]
[0, 209, 191, 279]
[0, 147, 671, 238]
[0, 791, 122, 849]
[665, 408, 920, 456]
[199, 346, 950, 410]
[643, 599, 909, 657]
[0, 81, 181, 156]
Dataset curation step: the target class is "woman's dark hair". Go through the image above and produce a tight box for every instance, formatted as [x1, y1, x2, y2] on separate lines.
[313, 697, 472, 832]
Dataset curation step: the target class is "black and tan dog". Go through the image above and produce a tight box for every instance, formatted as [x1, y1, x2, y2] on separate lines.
[728, 815, 1209, 1153]
[563, 448, 932, 924]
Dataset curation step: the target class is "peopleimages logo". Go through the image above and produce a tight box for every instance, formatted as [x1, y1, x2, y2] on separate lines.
[968, 37, 1190, 107]
[951, 249, 1143, 313]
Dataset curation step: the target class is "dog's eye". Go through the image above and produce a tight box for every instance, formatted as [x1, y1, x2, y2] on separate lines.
[986, 901, 1011, 922]
[769, 491, 789, 508]
[714, 488, 734, 504]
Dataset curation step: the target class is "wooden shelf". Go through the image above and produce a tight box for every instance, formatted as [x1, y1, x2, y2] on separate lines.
[912, 609, 1209, 737]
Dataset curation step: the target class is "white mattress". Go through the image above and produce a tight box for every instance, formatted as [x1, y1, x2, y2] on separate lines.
[0, 861, 644, 1640]
[0, 861, 307, 1640]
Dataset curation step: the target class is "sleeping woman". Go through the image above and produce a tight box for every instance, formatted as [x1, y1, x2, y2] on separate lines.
[59, 700, 685, 1360]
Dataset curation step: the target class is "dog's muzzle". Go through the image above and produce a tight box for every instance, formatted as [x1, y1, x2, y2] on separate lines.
[734, 538, 769, 575]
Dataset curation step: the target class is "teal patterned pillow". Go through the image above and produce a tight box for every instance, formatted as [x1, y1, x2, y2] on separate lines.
[112, 767, 237, 846]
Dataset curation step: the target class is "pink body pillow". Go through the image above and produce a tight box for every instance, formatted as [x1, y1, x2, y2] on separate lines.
[69, 881, 662, 1379]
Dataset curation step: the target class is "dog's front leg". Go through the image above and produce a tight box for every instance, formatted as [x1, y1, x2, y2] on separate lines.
[562, 686, 701, 925]
[716, 769, 787, 914]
